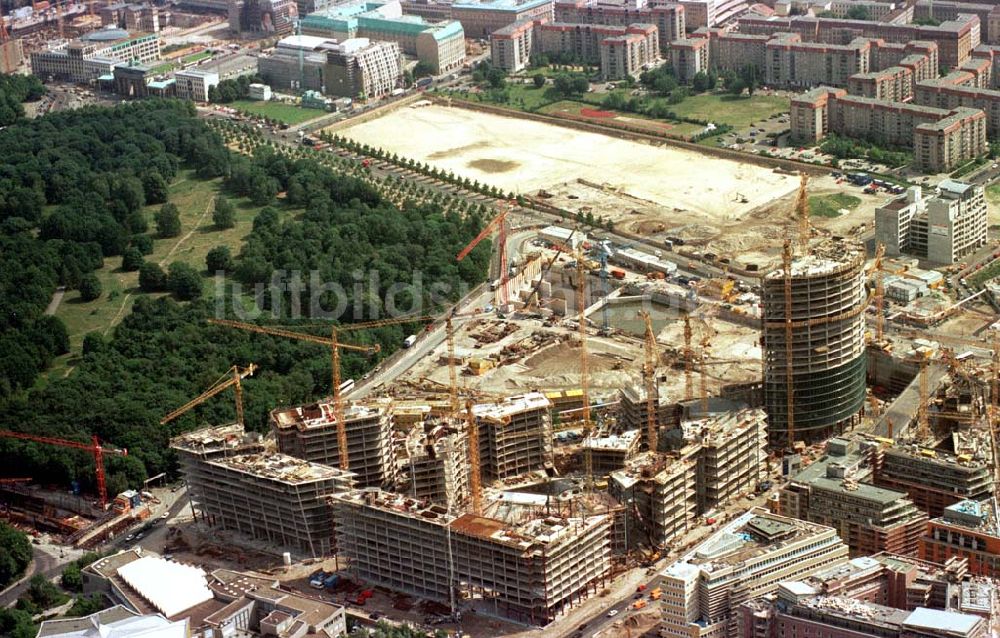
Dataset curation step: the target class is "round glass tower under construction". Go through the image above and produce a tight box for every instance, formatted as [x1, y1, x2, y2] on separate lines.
[761, 244, 868, 447]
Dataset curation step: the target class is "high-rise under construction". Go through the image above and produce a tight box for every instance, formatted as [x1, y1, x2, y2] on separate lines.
[762, 243, 868, 446]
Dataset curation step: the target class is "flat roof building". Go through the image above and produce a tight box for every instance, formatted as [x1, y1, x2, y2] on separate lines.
[662, 508, 850, 638]
[876, 182, 988, 266]
[270, 398, 397, 488]
[922, 499, 1000, 578]
[331, 488, 612, 624]
[30, 31, 160, 83]
[175, 68, 219, 102]
[473, 392, 552, 481]
[451, 0, 554, 37]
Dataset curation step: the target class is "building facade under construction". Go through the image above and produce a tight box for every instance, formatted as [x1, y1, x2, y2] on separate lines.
[330, 489, 612, 625]
[270, 399, 396, 488]
[404, 420, 469, 511]
[693, 409, 768, 512]
[171, 427, 355, 556]
[762, 245, 868, 445]
[618, 383, 681, 447]
[473, 392, 553, 481]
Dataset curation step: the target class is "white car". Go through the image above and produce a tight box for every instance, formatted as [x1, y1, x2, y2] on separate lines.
[607, 610, 619, 618]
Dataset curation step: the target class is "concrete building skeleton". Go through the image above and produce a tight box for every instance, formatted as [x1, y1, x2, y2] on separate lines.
[472, 392, 553, 481]
[170, 426, 356, 556]
[761, 244, 868, 446]
[270, 399, 397, 488]
[330, 489, 612, 625]
[404, 420, 470, 511]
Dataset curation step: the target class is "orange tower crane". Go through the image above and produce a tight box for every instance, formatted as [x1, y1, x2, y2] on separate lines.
[161, 364, 257, 426]
[699, 318, 715, 415]
[456, 203, 513, 307]
[870, 242, 886, 344]
[795, 173, 810, 254]
[0, 431, 126, 509]
[639, 310, 658, 454]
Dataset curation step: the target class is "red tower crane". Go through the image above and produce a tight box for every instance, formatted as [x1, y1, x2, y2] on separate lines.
[0, 431, 127, 510]
[456, 203, 512, 307]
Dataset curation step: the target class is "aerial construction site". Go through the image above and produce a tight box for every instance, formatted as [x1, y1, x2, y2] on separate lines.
[7, 83, 1000, 638]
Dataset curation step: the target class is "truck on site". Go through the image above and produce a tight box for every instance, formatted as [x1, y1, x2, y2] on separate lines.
[309, 570, 327, 588]
[403, 334, 417, 348]
[633, 600, 647, 610]
[650, 588, 663, 600]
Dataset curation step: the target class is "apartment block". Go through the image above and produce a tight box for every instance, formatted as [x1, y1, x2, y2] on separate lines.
[740, 590, 988, 638]
[168, 432, 356, 556]
[914, 71, 1000, 136]
[270, 399, 397, 488]
[848, 65, 913, 101]
[790, 87, 987, 172]
[331, 489, 612, 625]
[921, 500, 1000, 578]
[491, 17, 539, 72]
[554, 0, 685, 53]
[600, 25, 659, 79]
[471, 393, 552, 481]
[704, 31, 769, 74]
[404, 421, 469, 511]
[737, 14, 980, 68]
[661, 508, 850, 638]
[174, 69, 219, 102]
[670, 36, 709, 82]
[875, 181, 989, 265]
[31, 31, 161, 83]
[451, 0, 554, 38]
[914, 1, 998, 45]
[765, 34, 871, 89]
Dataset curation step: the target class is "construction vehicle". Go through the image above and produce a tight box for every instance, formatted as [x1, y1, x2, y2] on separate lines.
[633, 600, 648, 610]
[0, 431, 126, 509]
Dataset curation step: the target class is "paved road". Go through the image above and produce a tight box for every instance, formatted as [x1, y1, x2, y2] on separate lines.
[0, 545, 67, 608]
[44, 286, 66, 316]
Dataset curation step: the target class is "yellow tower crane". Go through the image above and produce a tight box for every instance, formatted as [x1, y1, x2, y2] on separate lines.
[683, 315, 694, 403]
[638, 311, 658, 454]
[161, 364, 258, 426]
[577, 251, 593, 488]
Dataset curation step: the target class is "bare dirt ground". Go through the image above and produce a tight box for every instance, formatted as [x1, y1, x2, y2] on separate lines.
[335, 103, 799, 228]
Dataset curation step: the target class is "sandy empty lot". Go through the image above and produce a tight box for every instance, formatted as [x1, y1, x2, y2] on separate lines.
[336, 104, 799, 224]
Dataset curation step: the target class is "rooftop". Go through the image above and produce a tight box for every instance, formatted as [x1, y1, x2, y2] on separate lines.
[117, 556, 214, 618]
[904, 607, 982, 636]
[208, 453, 356, 485]
[37, 606, 188, 638]
[169, 423, 263, 455]
[472, 392, 551, 421]
[452, 0, 553, 10]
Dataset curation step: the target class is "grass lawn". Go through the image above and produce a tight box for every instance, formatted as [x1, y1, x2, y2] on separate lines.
[809, 193, 862, 218]
[230, 100, 325, 125]
[45, 171, 272, 377]
[988, 183, 1000, 204]
[666, 93, 789, 129]
[497, 84, 558, 111]
[183, 51, 213, 65]
[150, 62, 177, 75]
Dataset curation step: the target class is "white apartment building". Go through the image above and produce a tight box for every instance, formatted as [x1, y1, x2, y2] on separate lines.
[876, 180, 988, 264]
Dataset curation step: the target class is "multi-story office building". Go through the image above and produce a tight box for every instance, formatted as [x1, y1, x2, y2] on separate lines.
[270, 398, 398, 488]
[875, 181, 988, 264]
[174, 68, 219, 101]
[30, 29, 161, 82]
[301, 0, 465, 74]
[228, 0, 298, 36]
[661, 508, 850, 638]
[257, 34, 331, 91]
